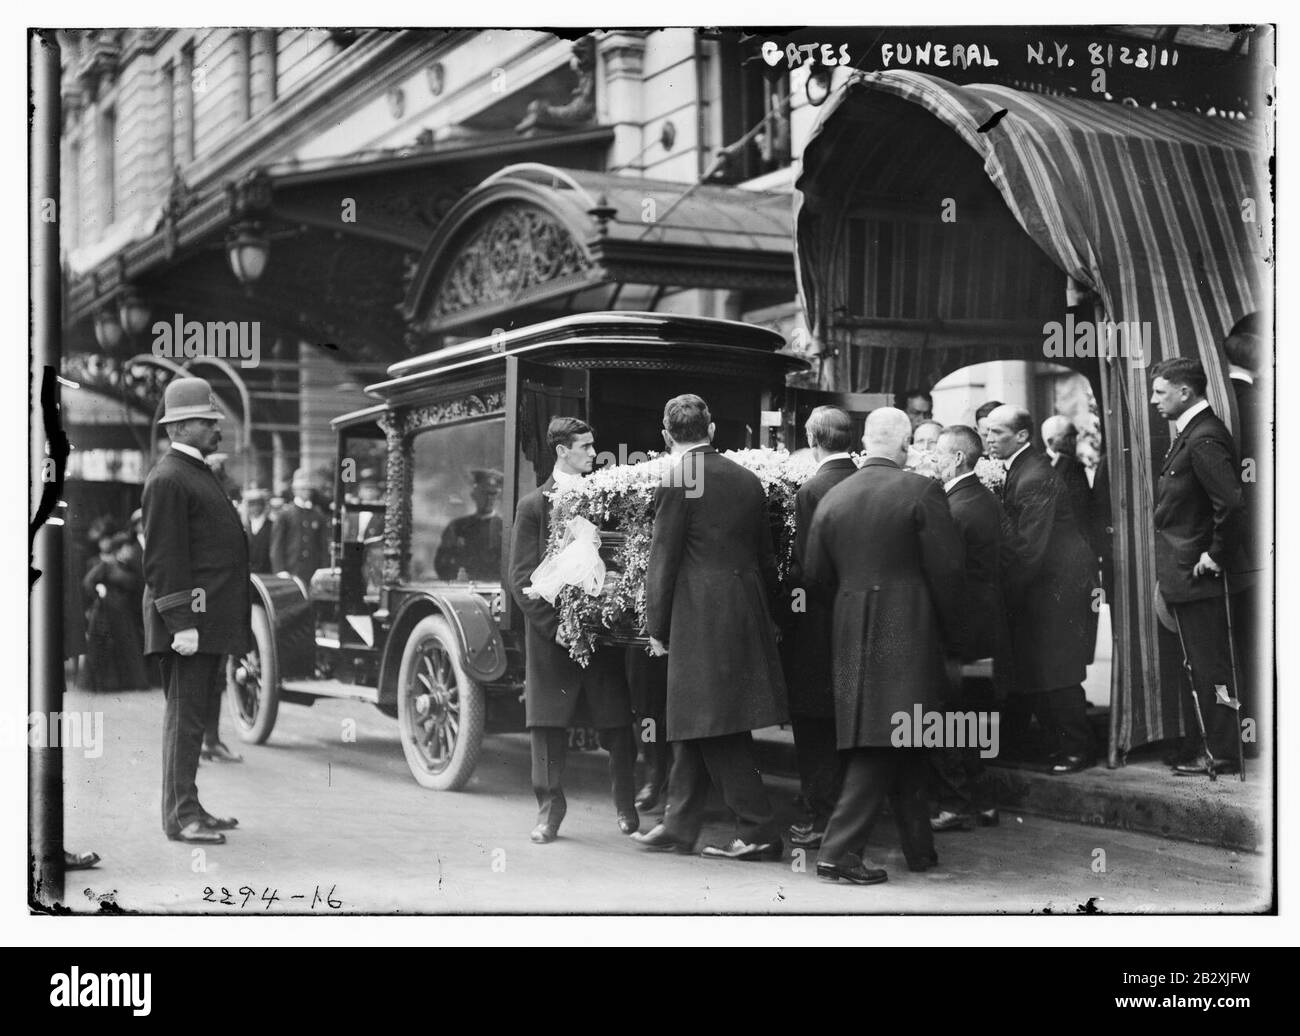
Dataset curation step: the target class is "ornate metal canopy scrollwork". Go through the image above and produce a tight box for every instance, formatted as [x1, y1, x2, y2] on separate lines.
[403, 391, 506, 434]
[429, 205, 593, 322]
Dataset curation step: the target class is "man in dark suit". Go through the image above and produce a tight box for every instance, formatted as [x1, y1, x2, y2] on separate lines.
[632, 394, 788, 861]
[1041, 416, 1091, 530]
[804, 408, 964, 884]
[781, 405, 858, 849]
[271, 468, 330, 585]
[929, 425, 1007, 831]
[1151, 358, 1252, 776]
[508, 417, 637, 843]
[141, 377, 250, 844]
[1223, 315, 1268, 755]
[985, 404, 1097, 774]
[1043, 415, 1099, 664]
[243, 486, 273, 574]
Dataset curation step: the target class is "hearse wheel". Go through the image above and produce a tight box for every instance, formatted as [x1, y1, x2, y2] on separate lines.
[227, 605, 279, 744]
[397, 615, 485, 791]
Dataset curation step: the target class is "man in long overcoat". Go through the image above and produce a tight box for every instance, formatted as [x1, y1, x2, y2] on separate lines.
[508, 417, 637, 843]
[141, 377, 249, 844]
[985, 404, 1097, 773]
[632, 394, 788, 861]
[781, 405, 858, 848]
[804, 408, 963, 884]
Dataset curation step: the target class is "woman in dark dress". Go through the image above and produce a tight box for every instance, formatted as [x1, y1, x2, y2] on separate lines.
[82, 532, 149, 691]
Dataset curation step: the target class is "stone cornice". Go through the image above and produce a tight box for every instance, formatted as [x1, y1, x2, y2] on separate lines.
[180, 29, 476, 193]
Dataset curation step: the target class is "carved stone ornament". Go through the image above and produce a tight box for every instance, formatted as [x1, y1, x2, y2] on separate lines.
[429, 205, 593, 321]
[514, 35, 596, 133]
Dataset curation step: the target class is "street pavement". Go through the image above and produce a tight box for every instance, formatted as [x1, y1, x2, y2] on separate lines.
[59, 683, 1270, 915]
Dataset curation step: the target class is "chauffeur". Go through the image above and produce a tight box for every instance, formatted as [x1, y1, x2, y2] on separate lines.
[141, 377, 250, 844]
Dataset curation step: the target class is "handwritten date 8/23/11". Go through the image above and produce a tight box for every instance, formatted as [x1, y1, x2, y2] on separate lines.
[202, 885, 342, 910]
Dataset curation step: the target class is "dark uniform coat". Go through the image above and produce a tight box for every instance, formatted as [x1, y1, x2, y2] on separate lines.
[508, 477, 631, 729]
[1230, 374, 1264, 575]
[141, 449, 251, 657]
[1154, 405, 1251, 603]
[1001, 447, 1095, 692]
[435, 513, 504, 581]
[781, 456, 858, 718]
[804, 458, 963, 748]
[646, 446, 788, 742]
[271, 503, 330, 584]
[945, 472, 1011, 665]
[245, 516, 273, 574]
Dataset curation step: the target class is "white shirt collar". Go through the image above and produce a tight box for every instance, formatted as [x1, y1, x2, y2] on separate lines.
[945, 471, 976, 493]
[248, 513, 267, 533]
[816, 452, 852, 472]
[552, 468, 584, 492]
[294, 496, 314, 509]
[1229, 366, 1254, 384]
[1045, 447, 1060, 464]
[1175, 398, 1211, 434]
[170, 442, 204, 462]
[1005, 442, 1031, 468]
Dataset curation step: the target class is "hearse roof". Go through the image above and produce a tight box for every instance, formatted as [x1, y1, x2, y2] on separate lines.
[360, 311, 792, 404]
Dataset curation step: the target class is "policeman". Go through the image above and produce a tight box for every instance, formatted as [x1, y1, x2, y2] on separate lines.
[271, 468, 330, 585]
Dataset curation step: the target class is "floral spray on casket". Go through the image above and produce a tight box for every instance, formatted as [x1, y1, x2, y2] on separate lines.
[528, 449, 812, 666]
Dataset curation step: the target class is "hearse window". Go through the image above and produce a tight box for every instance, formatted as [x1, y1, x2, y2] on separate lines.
[339, 434, 388, 543]
[410, 417, 506, 582]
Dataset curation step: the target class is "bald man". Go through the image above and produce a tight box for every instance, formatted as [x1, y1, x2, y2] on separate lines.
[1041, 416, 1092, 534]
[985, 405, 1097, 773]
[804, 408, 964, 884]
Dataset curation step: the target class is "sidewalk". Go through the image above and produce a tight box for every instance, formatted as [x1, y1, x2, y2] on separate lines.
[751, 727, 1268, 853]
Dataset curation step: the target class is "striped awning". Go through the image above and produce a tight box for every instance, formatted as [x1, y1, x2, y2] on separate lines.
[795, 71, 1272, 758]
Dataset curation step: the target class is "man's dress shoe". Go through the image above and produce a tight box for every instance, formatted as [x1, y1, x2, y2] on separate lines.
[617, 811, 640, 836]
[1049, 754, 1095, 775]
[64, 850, 100, 870]
[1173, 754, 1240, 777]
[201, 742, 244, 763]
[530, 823, 559, 844]
[907, 849, 940, 873]
[787, 821, 824, 849]
[169, 821, 225, 844]
[200, 814, 239, 831]
[630, 824, 694, 853]
[976, 808, 1000, 827]
[930, 810, 973, 833]
[634, 781, 667, 811]
[816, 861, 888, 885]
[700, 837, 783, 861]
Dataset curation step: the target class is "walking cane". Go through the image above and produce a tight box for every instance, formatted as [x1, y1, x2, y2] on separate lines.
[1171, 604, 1217, 782]
[1221, 573, 1247, 782]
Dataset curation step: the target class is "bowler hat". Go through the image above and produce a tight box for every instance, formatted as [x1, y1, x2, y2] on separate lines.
[158, 376, 224, 424]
